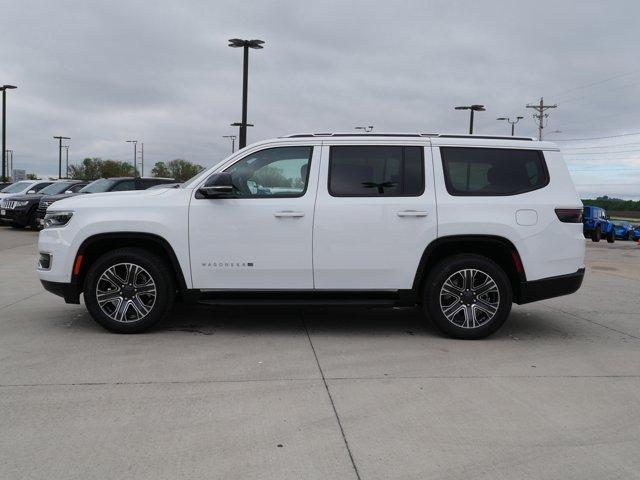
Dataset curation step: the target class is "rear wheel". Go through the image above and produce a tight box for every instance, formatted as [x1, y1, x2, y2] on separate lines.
[591, 226, 601, 242]
[422, 254, 512, 339]
[84, 248, 175, 333]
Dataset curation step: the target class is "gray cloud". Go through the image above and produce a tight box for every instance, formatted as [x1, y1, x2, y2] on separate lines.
[1, 0, 639, 197]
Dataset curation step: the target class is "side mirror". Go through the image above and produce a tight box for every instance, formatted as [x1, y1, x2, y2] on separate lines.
[198, 172, 234, 198]
[27, 190, 36, 194]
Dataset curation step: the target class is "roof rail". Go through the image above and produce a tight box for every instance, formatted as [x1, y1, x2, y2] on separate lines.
[282, 132, 535, 141]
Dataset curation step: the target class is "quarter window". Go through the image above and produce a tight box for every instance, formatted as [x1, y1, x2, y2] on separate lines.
[329, 146, 424, 197]
[224, 146, 313, 198]
[440, 147, 549, 196]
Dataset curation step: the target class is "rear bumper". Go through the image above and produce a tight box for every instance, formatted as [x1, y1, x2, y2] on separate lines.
[40, 280, 81, 304]
[516, 268, 585, 304]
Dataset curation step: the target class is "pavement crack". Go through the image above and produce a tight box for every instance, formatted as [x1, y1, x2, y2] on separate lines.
[0, 291, 46, 310]
[301, 311, 362, 480]
[541, 303, 640, 341]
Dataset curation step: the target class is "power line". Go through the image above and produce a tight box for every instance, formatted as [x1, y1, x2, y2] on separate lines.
[548, 69, 640, 100]
[552, 131, 640, 142]
[563, 149, 640, 155]
[562, 142, 640, 150]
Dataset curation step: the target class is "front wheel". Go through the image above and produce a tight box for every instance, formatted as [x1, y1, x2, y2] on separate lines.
[422, 254, 512, 339]
[84, 248, 175, 333]
[591, 226, 601, 242]
[607, 230, 615, 243]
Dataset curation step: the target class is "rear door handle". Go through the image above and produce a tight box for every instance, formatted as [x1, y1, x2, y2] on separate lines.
[397, 210, 428, 217]
[274, 211, 305, 218]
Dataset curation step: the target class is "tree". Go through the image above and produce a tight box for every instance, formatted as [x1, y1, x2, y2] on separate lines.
[151, 161, 171, 178]
[151, 159, 204, 181]
[26, 173, 39, 180]
[68, 158, 136, 181]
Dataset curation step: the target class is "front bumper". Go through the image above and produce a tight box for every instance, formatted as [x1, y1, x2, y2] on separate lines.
[0, 207, 30, 225]
[40, 279, 81, 304]
[516, 268, 585, 304]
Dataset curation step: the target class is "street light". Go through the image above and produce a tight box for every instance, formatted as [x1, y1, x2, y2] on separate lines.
[454, 104, 485, 134]
[228, 38, 265, 150]
[1, 84, 17, 182]
[223, 135, 237, 153]
[53, 136, 70, 179]
[496, 116, 524, 136]
[355, 126, 374, 132]
[126, 140, 138, 175]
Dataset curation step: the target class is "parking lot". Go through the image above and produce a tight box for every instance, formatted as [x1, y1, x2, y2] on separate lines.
[1, 227, 639, 480]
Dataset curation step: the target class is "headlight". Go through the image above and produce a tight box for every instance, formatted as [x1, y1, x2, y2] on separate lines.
[43, 211, 74, 229]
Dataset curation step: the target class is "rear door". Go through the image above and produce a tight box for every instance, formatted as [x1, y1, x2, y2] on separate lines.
[313, 141, 437, 289]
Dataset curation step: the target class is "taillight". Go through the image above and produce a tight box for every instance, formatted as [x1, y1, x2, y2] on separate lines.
[555, 208, 583, 223]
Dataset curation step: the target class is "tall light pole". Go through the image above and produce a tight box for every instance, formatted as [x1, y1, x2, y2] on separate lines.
[228, 38, 264, 149]
[53, 136, 70, 179]
[496, 116, 524, 136]
[223, 135, 237, 153]
[139, 142, 144, 176]
[1, 85, 17, 182]
[454, 104, 485, 134]
[126, 140, 138, 175]
[62, 145, 69, 177]
[355, 126, 374, 132]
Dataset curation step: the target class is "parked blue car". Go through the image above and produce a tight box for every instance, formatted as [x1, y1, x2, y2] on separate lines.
[632, 224, 640, 241]
[582, 205, 615, 243]
[613, 221, 635, 240]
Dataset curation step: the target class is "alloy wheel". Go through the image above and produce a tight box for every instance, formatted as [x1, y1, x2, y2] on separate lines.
[95, 262, 157, 323]
[438, 268, 500, 329]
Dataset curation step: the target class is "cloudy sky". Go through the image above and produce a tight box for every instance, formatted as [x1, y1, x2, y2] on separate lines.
[1, 0, 639, 198]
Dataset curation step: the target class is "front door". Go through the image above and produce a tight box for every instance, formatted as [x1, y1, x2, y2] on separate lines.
[189, 144, 319, 289]
[313, 142, 437, 290]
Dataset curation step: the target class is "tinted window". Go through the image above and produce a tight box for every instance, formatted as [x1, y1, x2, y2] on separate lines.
[440, 147, 549, 196]
[329, 146, 424, 197]
[31, 183, 53, 192]
[1, 181, 34, 193]
[80, 179, 117, 193]
[110, 180, 136, 191]
[39, 182, 78, 195]
[68, 183, 87, 192]
[224, 146, 313, 198]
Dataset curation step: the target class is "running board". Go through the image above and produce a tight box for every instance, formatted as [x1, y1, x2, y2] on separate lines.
[195, 290, 417, 307]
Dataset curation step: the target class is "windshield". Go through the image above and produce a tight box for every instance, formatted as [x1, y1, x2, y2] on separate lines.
[79, 179, 118, 193]
[615, 221, 630, 228]
[39, 182, 77, 195]
[1, 181, 34, 194]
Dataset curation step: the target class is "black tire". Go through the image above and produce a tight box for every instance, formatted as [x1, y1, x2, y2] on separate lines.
[27, 208, 38, 229]
[606, 230, 615, 243]
[84, 247, 175, 333]
[591, 226, 601, 242]
[422, 254, 512, 339]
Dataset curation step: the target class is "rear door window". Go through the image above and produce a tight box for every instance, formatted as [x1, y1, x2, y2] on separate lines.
[440, 147, 549, 196]
[110, 180, 136, 191]
[329, 146, 424, 197]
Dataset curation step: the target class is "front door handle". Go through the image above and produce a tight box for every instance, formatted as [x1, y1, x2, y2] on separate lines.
[397, 210, 428, 217]
[274, 211, 305, 218]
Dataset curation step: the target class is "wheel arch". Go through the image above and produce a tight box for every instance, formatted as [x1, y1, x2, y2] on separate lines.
[412, 235, 526, 303]
[73, 232, 189, 297]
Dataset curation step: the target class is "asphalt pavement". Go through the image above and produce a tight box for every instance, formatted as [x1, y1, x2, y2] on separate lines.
[1, 227, 639, 480]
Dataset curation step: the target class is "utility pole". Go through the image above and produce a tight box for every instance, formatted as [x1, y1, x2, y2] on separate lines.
[223, 135, 237, 153]
[526, 97, 557, 140]
[139, 142, 144, 176]
[62, 145, 69, 177]
[53, 136, 70, 179]
[126, 140, 138, 175]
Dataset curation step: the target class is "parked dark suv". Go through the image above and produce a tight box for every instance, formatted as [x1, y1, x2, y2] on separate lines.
[35, 177, 177, 226]
[1, 181, 86, 228]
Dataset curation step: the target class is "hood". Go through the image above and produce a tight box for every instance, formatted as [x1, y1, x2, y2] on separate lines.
[51, 188, 168, 210]
[39, 192, 84, 203]
[1, 193, 42, 202]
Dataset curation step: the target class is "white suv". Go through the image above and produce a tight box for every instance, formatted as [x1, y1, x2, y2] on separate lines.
[37, 133, 585, 339]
